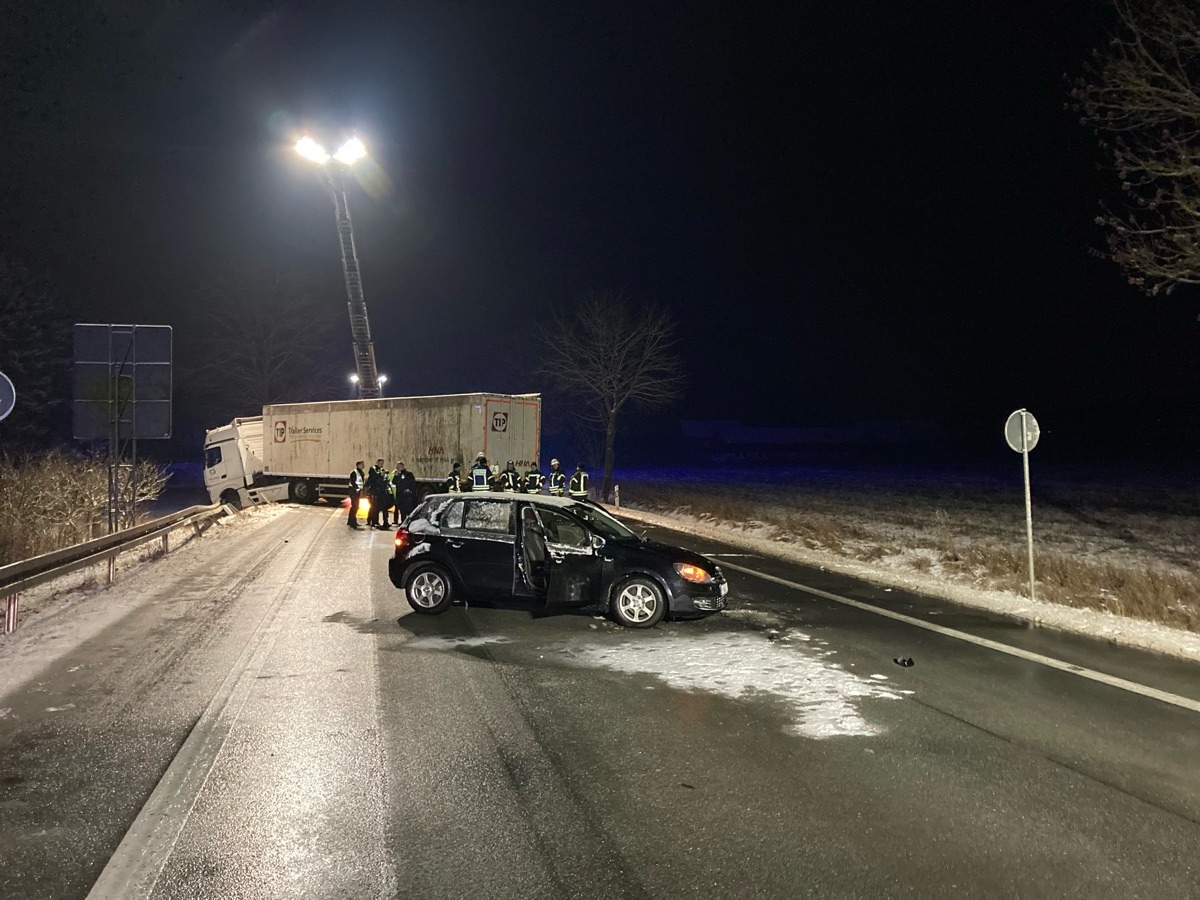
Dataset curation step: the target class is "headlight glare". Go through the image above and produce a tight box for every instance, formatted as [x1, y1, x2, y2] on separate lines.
[674, 563, 713, 584]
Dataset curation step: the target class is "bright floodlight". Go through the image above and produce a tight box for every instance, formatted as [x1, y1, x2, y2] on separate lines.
[349, 373, 359, 383]
[378, 374, 389, 385]
[295, 137, 330, 164]
[333, 137, 366, 165]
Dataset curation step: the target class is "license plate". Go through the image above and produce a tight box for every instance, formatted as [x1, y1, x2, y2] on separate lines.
[719, 582, 729, 597]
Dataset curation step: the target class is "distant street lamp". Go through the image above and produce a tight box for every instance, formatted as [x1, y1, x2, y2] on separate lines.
[295, 135, 381, 399]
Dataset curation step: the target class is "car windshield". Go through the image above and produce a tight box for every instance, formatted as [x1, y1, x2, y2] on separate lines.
[568, 503, 639, 541]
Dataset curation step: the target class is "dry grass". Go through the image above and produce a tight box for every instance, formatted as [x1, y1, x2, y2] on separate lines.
[625, 474, 1200, 633]
[0, 450, 168, 567]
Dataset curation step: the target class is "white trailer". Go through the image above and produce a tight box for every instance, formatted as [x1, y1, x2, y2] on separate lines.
[204, 392, 541, 508]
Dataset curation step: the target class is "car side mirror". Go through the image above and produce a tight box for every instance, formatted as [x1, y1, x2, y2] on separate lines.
[591, 534, 606, 551]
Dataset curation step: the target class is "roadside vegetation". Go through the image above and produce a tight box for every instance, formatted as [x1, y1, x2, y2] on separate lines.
[622, 468, 1200, 633]
[0, 451, 168, 566]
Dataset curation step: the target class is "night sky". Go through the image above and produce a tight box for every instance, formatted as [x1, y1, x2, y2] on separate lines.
[1, 1, 1196, 459]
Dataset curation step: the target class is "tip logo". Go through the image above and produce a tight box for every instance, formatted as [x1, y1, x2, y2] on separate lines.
[491, 411, 509, 433]
[274, 421, 287, 443]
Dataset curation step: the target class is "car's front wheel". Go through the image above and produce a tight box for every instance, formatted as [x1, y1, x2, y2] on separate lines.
[405, 563, 454, 615]
[611, 576, 666, 628]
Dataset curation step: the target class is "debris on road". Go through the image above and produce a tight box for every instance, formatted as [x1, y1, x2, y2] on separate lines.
[894, 656, 914, 667]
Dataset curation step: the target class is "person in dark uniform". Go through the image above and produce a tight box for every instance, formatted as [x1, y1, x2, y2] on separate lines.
[366, 458, 388, 528]
[392, 461, 417, 524]
[524, 461, 546, 494]
[348, 460, 365, 528]
[568, 463, 590, 501]
[500, 460, 521, 492]
[470, 454, 491, 491]
[547, 459, 567, 497]
[489, 463, 506, 492]
[445, 461, 465, 493]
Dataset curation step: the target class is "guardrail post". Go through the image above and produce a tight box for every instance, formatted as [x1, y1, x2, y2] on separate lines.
[4, 593, 17, 634]
[614, 484, 621, 508]
[161, 533, 169, 554]
[107, 554, 116, 584]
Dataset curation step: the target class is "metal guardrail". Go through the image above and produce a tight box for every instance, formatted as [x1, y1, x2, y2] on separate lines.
[0, 503, 233, 634]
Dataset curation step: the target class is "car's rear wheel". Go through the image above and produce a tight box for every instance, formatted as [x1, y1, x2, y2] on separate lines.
[405, 563, 454, 615]
[611, 576, 666, 628]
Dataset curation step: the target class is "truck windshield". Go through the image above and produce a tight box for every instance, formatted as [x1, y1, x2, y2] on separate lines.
[568, 503, 638, 541]
[205, 445, 223, 468]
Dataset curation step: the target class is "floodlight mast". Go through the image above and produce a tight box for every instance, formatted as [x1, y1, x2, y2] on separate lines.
[295, 136, 380, 398]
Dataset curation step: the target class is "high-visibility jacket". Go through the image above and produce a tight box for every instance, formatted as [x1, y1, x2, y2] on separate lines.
[524, 470, 545, 493]
[446, 470, 463, 492]
[349, 469, 364, 492]
[568, 470, 589, 499]
[501, 469, 521, 492]
[470, 464, 491, 491]
[548, 470, 566, 496]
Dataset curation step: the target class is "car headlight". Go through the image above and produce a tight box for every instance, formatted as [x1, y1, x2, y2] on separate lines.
[674, 563, 713, 584]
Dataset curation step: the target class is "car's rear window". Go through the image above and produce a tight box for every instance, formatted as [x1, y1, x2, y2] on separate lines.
[462, 499, 513, 534]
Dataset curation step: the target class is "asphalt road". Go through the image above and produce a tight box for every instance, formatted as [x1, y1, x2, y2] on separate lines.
[1, 505, 1198, 899]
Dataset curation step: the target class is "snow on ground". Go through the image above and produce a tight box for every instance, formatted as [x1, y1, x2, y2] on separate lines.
[0, 504, 289, 701]
[614, 505, 1200, 661]
[553, 630, 903, 738]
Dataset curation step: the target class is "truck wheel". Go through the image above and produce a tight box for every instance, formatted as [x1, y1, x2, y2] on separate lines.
[405, 563, 454, 615]
[291, 479, 319, 505]
[220, 489, 243, 511]
[610, 576, 666, 628]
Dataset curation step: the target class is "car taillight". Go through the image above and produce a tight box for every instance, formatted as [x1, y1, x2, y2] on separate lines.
[674, 563, 713, 584]
[394, 528, 411, 552]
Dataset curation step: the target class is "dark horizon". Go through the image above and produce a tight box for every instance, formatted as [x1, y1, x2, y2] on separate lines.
[1, 1, 1197, 462]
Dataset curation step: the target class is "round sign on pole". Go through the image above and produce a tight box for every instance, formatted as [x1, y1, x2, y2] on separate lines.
[1004, 408, 1040, 453]
[0, 371, 15, 423]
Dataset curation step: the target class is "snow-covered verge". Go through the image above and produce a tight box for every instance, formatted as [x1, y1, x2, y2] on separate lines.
[0, 504, 290, 700]
[613, 495, 1200, 662]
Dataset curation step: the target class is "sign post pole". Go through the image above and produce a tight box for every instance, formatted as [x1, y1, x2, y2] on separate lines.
[1020, 411, 1035, 602]
[1005, 408, 1041, 602]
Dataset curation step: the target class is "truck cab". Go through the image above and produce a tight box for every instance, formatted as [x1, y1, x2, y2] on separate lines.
[203, 418, 289, 508]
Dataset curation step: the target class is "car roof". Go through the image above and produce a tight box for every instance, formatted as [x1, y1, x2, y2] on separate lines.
[422, 492, 584, 509]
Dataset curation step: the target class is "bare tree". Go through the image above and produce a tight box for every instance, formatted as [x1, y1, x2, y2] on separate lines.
[188, 270, 345, 420]
[540, 291, 685, 502]
[1073, 0, 1200, 294]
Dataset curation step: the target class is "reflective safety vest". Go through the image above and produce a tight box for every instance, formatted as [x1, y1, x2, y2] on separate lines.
[524, 471, 545, 493]
[568, 471, 589, 499]
[548, 470, 566, 495]
[470, 465, 491, 491]
[349, 469, 364, 491]
[501, 470, 521, 492]
[446, 471, 463, 492]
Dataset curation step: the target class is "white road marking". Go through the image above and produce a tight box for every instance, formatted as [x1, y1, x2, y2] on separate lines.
[720, 561, 1200, 716]
[86, 511, 335, 900]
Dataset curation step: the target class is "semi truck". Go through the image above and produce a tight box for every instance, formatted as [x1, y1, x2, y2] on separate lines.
[203, 392, 541, 508]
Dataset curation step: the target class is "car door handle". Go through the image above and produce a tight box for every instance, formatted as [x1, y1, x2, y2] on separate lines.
[449, 541, 464, 549]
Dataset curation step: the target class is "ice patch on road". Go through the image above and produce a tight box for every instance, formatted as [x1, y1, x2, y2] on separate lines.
[404, 635, 511, 651]
[559, 631, 903, 739]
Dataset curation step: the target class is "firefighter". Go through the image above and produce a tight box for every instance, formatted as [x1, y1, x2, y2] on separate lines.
[547, 458, 567, 497]
[348, 460, 365, 528]
[500, 460, 521, 492]
[392, 461, 417, 524]
[490, 463, 505, 492]
[366, 458, 389, 528]
[524, 461, 546, 494]
[470, 454, 491, 491]
[445, 461, 465, 492]
[568, 462, 590, 501]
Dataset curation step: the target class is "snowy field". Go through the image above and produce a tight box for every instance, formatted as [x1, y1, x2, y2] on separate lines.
[614, 463, 1200, 652]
